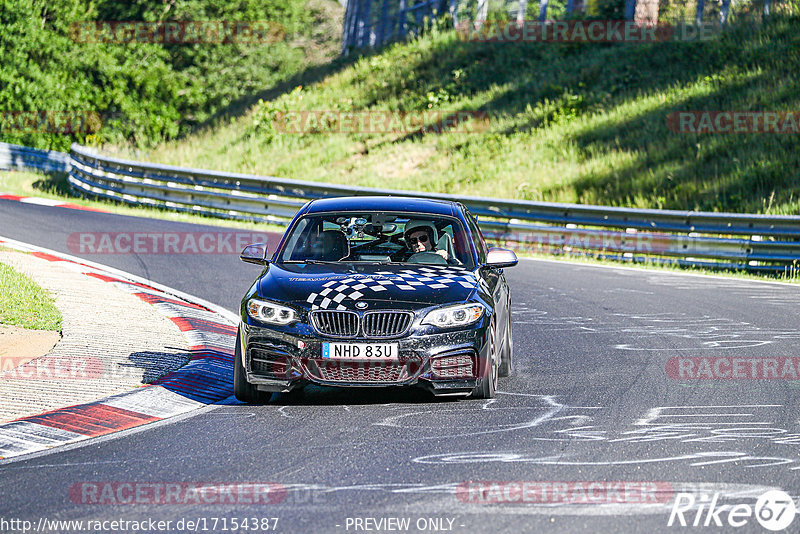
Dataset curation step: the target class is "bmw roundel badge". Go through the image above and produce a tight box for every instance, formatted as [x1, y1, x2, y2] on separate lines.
[355, 301, 368, 309]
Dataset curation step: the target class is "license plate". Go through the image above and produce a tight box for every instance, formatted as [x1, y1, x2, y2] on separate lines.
[322, 342, 398, 360]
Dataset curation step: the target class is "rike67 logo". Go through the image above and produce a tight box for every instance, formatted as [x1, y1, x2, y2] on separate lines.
[668, 490, 797, 531]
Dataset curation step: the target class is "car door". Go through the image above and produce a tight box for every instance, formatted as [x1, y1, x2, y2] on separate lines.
[465, 209, 510, 341]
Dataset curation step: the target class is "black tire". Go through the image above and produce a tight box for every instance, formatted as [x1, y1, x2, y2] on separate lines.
[471, 320, 498, 399]
[498, 320, 513, 377]
[234, 331, 261, 403]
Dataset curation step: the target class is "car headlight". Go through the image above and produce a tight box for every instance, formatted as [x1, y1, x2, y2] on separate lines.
[421, 303, 484, 328]
[247, 298, 298, 325]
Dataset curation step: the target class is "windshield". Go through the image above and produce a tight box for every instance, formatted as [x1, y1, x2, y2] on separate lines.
[277, 211, 475, 269]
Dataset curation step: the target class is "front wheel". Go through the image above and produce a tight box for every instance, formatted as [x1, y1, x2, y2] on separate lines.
[471, 321, 498, 399]
[234, 331, 262, 403]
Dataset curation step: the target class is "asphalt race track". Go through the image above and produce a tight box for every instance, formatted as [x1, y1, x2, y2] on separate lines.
[1, 198, 800, 533]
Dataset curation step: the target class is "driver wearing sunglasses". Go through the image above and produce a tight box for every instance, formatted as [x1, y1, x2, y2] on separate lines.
[404, 225, 449, 261]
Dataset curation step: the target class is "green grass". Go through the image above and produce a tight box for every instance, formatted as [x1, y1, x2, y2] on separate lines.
[0, 261, 62, 331]
[101, 14, 800, 215]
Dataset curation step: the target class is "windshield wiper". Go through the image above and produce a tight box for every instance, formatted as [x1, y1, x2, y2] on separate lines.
[302, 259, 346, 265]
[281, 259, 344, 265]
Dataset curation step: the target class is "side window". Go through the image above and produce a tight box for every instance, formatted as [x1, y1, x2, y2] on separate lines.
[465, 210, 487, 264]
[280, 217, 311, 261]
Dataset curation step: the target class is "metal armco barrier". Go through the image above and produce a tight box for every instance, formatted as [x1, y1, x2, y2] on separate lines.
[0, 142, 70, 174]
[2, 141, 799, 272]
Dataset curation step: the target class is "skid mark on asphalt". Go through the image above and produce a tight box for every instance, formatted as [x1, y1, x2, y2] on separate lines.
[372, 396, 563, 439]
[413, 450, 794, 467]
[408, 403, 800, 481]
[262, 397, 799, 455]
[265, 392, 601, 443]
[513, 309, 800, 351]
[632, 404, 780, 427]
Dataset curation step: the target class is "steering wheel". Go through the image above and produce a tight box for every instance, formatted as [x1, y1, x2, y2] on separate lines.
[406, 251, 448, 265]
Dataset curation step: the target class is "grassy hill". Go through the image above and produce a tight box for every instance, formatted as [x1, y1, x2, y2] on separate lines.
[103, 14, 800, 215]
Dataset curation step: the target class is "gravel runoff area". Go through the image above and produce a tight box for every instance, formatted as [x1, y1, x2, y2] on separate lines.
[0, 249, 190, 422]
[0, 325, 60, 365]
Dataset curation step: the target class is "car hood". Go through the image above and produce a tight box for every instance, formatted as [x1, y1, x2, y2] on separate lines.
[257, 263, 479, 310]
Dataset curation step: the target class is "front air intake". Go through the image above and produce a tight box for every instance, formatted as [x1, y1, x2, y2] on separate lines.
[310, 310, 359, 337]
[362, 311, 413, 338]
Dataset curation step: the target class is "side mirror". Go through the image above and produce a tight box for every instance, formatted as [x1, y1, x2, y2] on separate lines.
[240, 243, 270, 265]
[485, 247, 518, 268]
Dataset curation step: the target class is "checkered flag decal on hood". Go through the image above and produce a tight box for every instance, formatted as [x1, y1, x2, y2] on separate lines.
[305, 266, 479, 310]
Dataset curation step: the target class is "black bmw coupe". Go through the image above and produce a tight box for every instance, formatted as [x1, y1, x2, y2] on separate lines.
[235, 196, 517, 401]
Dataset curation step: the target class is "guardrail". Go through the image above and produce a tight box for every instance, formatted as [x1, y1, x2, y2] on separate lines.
[2, 141, 799, 273]
[0, 142, 70, 174]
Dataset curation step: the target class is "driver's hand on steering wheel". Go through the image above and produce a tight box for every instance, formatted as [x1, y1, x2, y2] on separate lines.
[435, 249, 448, 260]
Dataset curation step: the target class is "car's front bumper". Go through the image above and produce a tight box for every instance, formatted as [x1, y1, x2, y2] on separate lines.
[239, 321, 489, 396]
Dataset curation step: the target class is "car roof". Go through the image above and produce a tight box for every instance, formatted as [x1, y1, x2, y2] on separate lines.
[302, 196, 460, 217]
